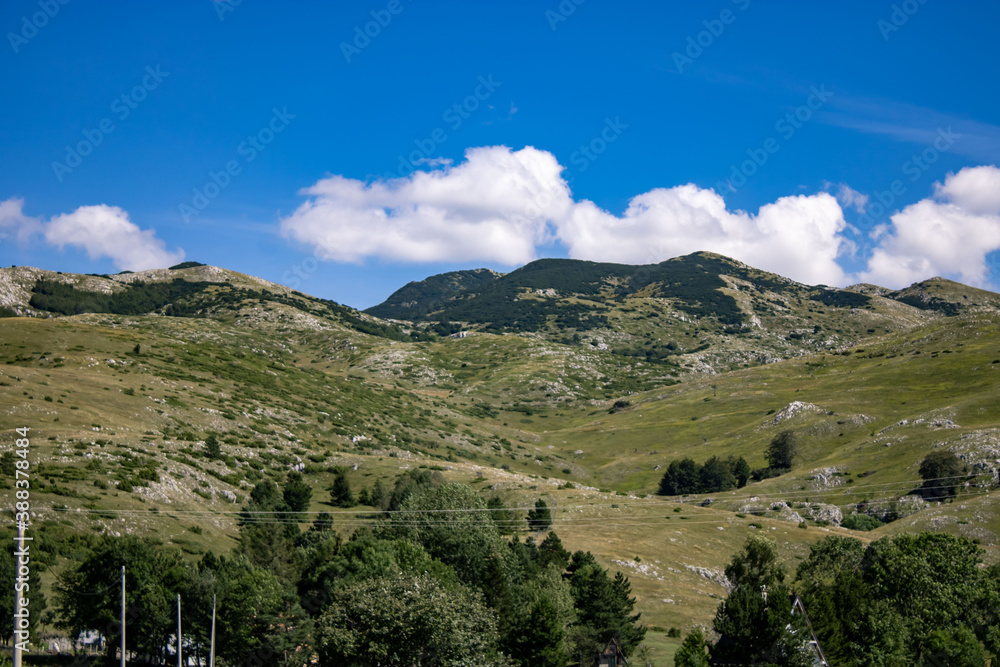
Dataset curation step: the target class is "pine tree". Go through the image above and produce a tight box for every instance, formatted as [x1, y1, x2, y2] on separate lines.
[538, 531, 571, 570]
[369, 479, 387, 510]
[329, 471, 355, 508]
[507, 595, 568, 667]
[488, 495, 516, 534]
[310, 512, 334, 532]
[658, 458, 700, 495]
[711, 535, 810, 666]
[527, 498, 553, 531]
[204, 433, 222, 460]
[766, 430, 798, 470]
[283, 471, 312, 516]
[674, 629, 710, 667]
[568, 559, 646, 656]
[730, 455, 751, 488]
[699, 455, 736, 492]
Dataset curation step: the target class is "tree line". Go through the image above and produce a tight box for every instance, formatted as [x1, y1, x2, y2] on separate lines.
[44, 473, 645, 666]
[658, 431, 798, 497]
[674, 531, 1000, 666]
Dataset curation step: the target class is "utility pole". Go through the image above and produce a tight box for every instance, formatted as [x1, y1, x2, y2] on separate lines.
[121, 566, 126, 667]
[209, 595, 216, 667]
[12, 523, 24, 667]
[791, 594, 828, 666]
[176, 594, 182, 667]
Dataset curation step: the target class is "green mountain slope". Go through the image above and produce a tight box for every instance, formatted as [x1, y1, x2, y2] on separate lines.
[3, 255, 1000, 665]
[365, 267, 503, 320]
[368, 251, 966, 374]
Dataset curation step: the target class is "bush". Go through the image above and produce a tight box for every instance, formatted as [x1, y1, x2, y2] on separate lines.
[750, 466, 788, 482]
[841, 513, 883, 531]
[917, 450, 968, 499]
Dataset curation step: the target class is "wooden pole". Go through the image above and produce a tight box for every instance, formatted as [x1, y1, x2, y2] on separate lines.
[120, 566, 126, 667]
[209, 595, 216, 667]
[177, 594, 182, 667]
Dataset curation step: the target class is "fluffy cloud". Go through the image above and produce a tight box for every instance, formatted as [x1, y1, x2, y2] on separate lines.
[284, 146, 854, 284]
[933, 165, 1000, 215]
[280, 147, 1000, 290]
[280, 146, 572, 265]
[0, 199, 183, 271]
[858, 166, 1000, 288]
[560, 187, 851, 286]
[0, 197, 43, 243]
[280, 146, 851, 284]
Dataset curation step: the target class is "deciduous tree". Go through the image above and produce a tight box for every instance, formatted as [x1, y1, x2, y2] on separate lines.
[315, 574, 504, 667]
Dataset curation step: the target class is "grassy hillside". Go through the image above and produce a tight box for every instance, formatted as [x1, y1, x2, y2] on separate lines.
[365, 251, 952, 374]
[2, 256, 1000, 664]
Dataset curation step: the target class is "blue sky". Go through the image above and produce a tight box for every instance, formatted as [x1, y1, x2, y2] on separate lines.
[2, 1, 999, 308]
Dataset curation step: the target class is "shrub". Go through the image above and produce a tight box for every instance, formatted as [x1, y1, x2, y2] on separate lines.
[841, 513, 883, 531]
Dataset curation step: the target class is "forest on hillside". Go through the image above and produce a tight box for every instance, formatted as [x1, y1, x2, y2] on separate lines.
[4, 469, 999, 666]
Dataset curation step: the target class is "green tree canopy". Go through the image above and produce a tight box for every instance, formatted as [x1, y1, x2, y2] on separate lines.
[568, 558, 646, 657]
[766, 430, 798, 469]
[385, 482, 512, 607]
[203, 433, 221, 459]
[527, 498, 553, 531]
[917, 449, 968, 499]
[55, 536, 188, 663]
[283, 471, 313, 515]
[699, 455, 736, 493]
[488, 494, 518, 535]
[237, 480, 298, 579]
[729, 455, 751, 489]
[196, 554, 312, 667]
[792, 532, 994, 665]
[315, 574, 505, 667]
[328, 471, 355, 508]
[711, 535, 811, 666]
[673, 628, 710, 667]
[658, 458, 700, 496]
[0, 528, 46, 641]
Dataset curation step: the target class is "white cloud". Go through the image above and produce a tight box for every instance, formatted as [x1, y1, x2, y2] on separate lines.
[834, 183, 869, 213]
[0, 197, 43, 243]
[280, 146, 851, 284]
[559, 186, 851, 286]
[933, 165, 1000, 215]
[858, 166, 1000, 288]
[46, 205, 184, 271]
[0, 198, 183, 271]
[280, 147, 1000, 291]
[280, 145, 572, 265]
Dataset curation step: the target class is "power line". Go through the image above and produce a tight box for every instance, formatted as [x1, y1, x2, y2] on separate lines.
[25, 473, 993, 520]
